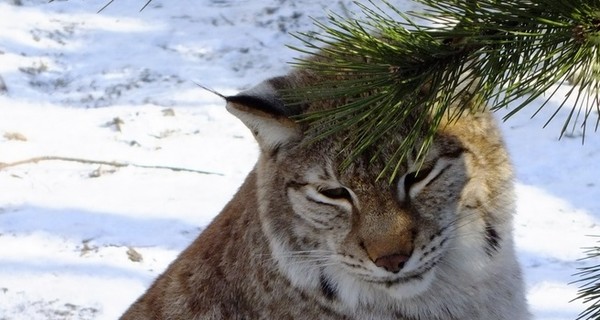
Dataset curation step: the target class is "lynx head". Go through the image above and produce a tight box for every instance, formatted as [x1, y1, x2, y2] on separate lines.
[226, 72, 516, 314]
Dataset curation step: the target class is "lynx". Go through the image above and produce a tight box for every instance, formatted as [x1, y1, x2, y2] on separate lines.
[121, 62, 529, 319]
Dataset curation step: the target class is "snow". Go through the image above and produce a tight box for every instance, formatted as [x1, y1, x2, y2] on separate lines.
[0, 0, 598, 319]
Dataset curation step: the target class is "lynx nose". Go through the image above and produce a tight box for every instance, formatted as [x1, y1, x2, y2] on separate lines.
[374, 253, 410, 273]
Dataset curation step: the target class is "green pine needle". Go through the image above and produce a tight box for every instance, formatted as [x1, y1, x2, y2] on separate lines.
[573, 238, 600, 320]
[286, 0, 600, 181]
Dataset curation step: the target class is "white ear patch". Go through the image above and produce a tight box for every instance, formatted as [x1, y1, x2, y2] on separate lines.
[226, 80, 301, 152]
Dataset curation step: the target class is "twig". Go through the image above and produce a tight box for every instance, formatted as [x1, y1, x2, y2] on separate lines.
[0, 156, 223, 176]
[97, 0, 115, 13]
[95, 0, 153, 13]
[140, 0, 152, 12]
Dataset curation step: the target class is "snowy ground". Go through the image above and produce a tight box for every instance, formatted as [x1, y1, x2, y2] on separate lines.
[0, 1, 598, 319]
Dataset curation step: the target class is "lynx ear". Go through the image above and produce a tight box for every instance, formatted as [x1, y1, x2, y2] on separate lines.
[226, 79, 302, 153]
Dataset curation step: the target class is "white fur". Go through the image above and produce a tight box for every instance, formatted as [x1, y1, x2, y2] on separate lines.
[226, 81, 300, 152]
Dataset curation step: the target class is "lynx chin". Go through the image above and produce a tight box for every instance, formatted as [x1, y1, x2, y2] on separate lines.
[121, 58, 530, 319]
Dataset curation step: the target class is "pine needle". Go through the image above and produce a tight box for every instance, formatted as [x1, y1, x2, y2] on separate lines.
[573, 238, 600, 320]
[286, 0, 600, 181]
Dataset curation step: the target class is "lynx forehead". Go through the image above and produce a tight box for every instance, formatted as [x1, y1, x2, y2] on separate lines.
[121, 67, 529, 319]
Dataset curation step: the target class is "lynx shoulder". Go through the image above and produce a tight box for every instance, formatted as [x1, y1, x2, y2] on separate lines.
[121, 66, 530, 319]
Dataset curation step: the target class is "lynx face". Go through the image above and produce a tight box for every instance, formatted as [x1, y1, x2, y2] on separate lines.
[227, 74, 516, 314]
[272, 143, 468, 301]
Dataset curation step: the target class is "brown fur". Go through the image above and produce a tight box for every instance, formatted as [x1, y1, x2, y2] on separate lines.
[122, 171, 354, 319]
[121, 64, 529, 319]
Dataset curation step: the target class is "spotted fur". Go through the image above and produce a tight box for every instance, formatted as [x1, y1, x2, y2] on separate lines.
[121, 63, 530, 319]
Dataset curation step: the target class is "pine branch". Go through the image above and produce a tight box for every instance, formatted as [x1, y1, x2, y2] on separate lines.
[572, 238, 600, 320]
[288, 0, 600, 180]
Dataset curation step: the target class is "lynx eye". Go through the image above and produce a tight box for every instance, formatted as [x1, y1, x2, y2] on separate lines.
[319, 187, 352, 201]
[403, 167, 434, 190]
[399, 159, 453, 201]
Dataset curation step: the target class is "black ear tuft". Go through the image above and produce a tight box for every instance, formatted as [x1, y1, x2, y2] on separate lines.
[225, 78, 302, 153]
[226, 75, 305, 118]
[225, 94, 289, 118]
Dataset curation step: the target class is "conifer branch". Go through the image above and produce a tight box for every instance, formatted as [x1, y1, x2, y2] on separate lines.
[573, 238, 600, 320]
[288, 0, 600, 180]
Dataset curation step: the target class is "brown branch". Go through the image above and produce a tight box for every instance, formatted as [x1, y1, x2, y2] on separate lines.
[0, 156, 223, 176]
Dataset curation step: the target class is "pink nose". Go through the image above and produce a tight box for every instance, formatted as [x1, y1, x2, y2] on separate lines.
[374, 254, 410, 273]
